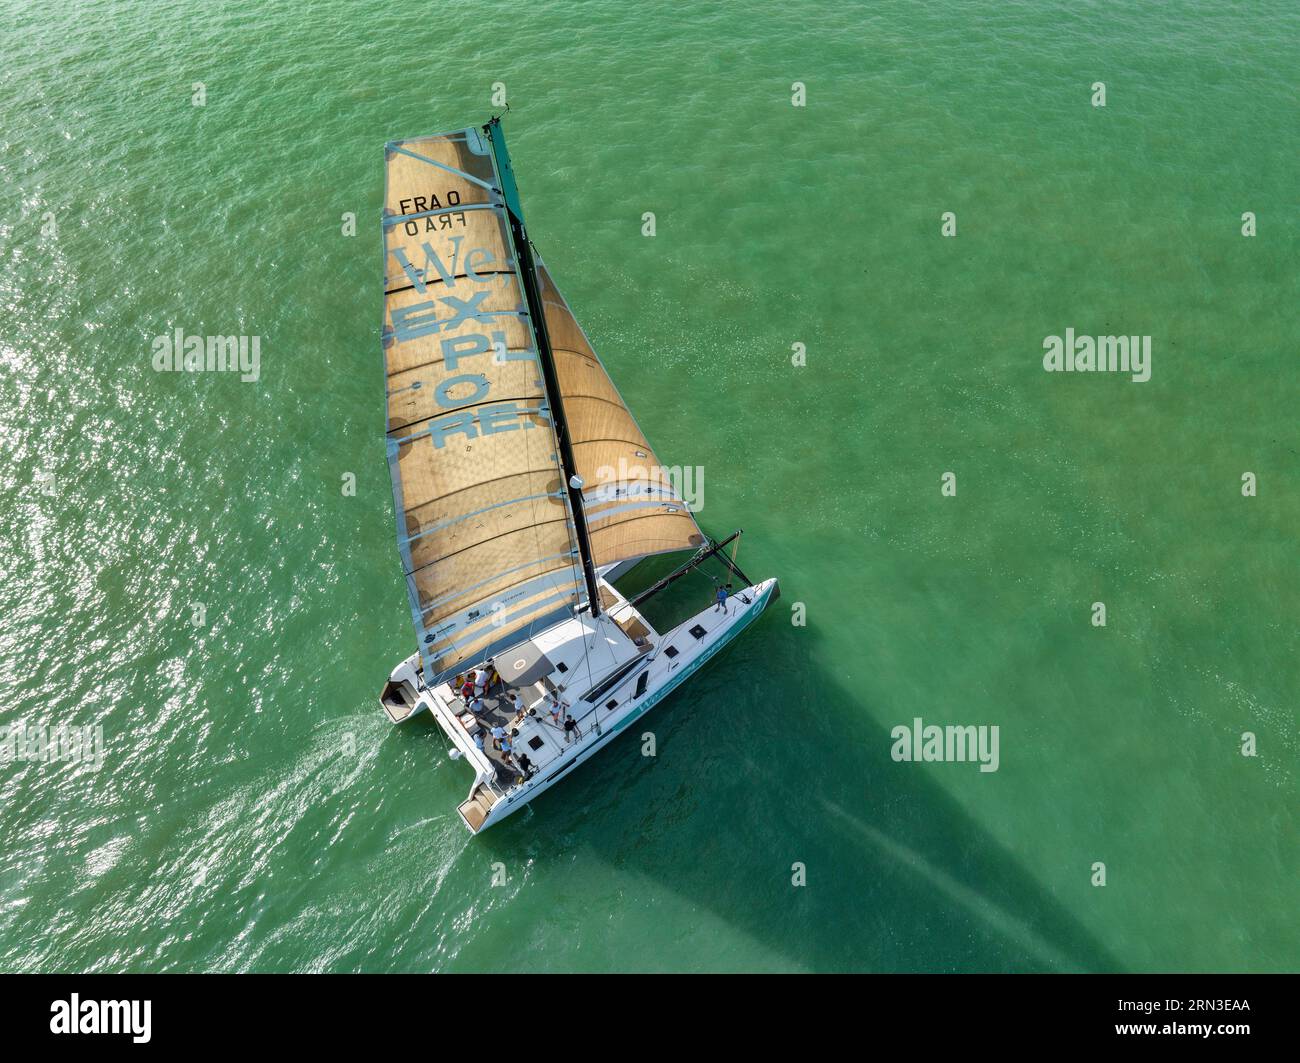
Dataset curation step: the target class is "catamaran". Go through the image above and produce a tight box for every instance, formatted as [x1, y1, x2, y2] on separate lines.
[377, 117, 777, 833]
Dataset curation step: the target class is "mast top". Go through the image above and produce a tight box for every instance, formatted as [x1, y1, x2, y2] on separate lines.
[483, 116, 526, 227]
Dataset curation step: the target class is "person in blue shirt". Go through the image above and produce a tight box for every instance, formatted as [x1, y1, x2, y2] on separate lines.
[714, 583, 732, 613]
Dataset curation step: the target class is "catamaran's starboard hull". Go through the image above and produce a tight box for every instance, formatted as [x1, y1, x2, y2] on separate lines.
[474, 577, 778, 832]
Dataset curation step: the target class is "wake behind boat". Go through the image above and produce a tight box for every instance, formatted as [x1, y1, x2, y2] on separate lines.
[377, 117, 776, 833]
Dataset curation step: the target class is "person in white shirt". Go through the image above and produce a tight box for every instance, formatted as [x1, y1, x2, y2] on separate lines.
[546, 688, 569, 726]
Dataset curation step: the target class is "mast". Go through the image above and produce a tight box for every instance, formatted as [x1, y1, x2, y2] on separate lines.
[484, 117, 602, 619]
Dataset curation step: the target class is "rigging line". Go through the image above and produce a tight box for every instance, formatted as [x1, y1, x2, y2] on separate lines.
[564, 460, 595, 702]
[504, 215, 580, 640]
[502, 229, 582, 680]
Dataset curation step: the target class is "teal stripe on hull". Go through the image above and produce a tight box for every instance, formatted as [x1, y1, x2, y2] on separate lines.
[606, 582, 776, 740]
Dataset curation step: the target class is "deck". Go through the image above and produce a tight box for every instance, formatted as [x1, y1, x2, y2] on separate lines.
[441, 681, 575, 791]
[426, 577, 778, 833]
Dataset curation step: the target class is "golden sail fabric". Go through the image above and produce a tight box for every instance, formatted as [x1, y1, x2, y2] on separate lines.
[382, 127, 582, 680]
[535, 261, 705, 565]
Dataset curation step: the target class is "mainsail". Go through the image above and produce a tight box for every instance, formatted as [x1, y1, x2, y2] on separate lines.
[382, 121, 702, 682]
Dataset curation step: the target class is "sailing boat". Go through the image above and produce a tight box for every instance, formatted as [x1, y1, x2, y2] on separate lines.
[377, 118, 778, 833]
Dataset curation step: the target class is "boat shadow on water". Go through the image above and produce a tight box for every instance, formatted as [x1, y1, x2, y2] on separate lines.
[421, 581, 1122, 974]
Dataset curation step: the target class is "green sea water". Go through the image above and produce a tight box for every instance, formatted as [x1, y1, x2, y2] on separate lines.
[0, 0, 1295, 972]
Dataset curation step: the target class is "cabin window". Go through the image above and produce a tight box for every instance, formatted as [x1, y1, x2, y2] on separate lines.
[605, 699, 618, 711]
[635, 671, 649, 698]
[663, 646, 678, 659]
[528, 736, 544, 751]
[689, 624, 707, 640]
[556, 662, 568, 673]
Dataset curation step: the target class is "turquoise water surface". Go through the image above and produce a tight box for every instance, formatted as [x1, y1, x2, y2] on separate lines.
[0, 0, 1295, 972]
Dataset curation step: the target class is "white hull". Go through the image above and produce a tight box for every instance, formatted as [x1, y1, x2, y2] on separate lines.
[382, 575, 778, 833]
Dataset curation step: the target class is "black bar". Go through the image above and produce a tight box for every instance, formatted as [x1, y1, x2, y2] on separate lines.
[4, 973, 1292, 1049]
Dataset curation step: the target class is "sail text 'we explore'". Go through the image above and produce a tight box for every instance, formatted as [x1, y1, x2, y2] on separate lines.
[386, 232, 550, 449]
